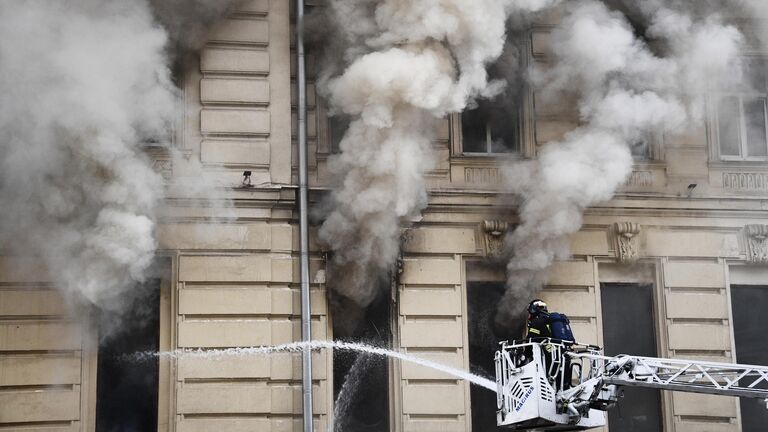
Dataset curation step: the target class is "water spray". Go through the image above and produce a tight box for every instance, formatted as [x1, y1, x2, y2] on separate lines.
[124, 340, 497, 392]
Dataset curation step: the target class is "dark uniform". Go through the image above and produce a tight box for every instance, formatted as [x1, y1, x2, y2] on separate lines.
[525, 299, 572, 389]
[525, 299, 552, 340]
[526, 310, 553, 339]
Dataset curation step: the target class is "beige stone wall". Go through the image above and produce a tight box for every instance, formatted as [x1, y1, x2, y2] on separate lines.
[3, 3, 768, 432]
[0, 258, 96, 431]
[397, 228, 477, 432]
[166, 1, 332, 430]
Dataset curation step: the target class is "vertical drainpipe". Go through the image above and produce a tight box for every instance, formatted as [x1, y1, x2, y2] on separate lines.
[296, 1, 314, 431]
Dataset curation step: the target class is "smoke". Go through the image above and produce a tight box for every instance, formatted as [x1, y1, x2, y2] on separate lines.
[740, 1, 768, 49]
[0, 0, 233, 313]
[148, 0, 239, 54]
[317, 0, 560, 308]
[496, 0, 745, 332]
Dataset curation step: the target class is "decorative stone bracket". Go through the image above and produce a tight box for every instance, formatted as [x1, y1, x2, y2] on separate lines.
[744, 224, 768, 264]
[613, 222, 641, 263]
[482, 220, 509, 258]
[145, 146, 173, 181]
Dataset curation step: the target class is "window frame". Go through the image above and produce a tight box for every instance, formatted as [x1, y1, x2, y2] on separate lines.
[596, 260, 672, 431]
[451, 99, 534, 159]
[715, 93, 768, 162]
[629, 133, 664, 162]
[458, 107, 522, 156]
[451, 33, 535, 159]
[710, 56, 768, 163]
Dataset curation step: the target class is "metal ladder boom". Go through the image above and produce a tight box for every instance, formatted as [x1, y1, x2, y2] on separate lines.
[570, 352, 768, 401]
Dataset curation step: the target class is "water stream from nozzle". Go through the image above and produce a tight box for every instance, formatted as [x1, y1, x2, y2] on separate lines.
[126, 339, 497, 392]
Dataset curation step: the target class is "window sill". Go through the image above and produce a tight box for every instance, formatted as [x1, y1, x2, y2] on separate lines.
[452, 153, 526, 161]
[632, 159, 666, 168]
[708, 160, 768, 170]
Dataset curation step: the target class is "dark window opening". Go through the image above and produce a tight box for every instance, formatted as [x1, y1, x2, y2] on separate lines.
[600, 283, 663, 432]
[467, 279, 512, 431]
[630, 137, 651, 160]
[329, 114, 350, 154]
[95, 279, 161, 432]
[461, 101, 520, 154]
[331, 283, 391, 432]
[731, 285, 768, 432]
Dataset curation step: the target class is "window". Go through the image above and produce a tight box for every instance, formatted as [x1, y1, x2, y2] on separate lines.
[600, 283, 663, 432]
[461, 102, 520, 155]
[331, 279, 391, 432]
[465, 267, 509, 432]
[731, 285, 768, 432]
[630, 137, 651, 160]
[96, 279, 161, 431]
[716, 59, 768, 161]
[94, 258, 171, 432]
[328, 114, 350, 154]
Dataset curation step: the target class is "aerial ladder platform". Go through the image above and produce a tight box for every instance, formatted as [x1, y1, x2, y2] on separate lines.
[495, 339, 768, 430]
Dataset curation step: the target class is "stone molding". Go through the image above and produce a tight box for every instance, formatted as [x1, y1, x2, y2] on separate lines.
[145, 146, 174, 181]
[613, 222, 641, 263]
[482, 220, 509, 258]
[744, 224, 768, 264]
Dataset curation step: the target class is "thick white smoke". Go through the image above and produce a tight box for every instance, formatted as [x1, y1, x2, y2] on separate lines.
[318, 0, 559, 307]
[0, 0, 233, 312]
[496, 0, 745, 331]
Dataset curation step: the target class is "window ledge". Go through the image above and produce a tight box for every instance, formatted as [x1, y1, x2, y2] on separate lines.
[632, 159, 666, 168]
[709, 160, 768, 171]
[452, 153, 527, 162]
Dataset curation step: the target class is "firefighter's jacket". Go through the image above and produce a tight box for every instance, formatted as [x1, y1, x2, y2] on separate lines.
[525, 312, 553, 339]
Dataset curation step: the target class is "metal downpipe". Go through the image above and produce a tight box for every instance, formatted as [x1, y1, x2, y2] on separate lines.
[296, 1, 314, 431]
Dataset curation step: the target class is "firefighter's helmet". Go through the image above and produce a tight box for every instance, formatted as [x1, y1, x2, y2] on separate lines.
[527, 299, 548, 316]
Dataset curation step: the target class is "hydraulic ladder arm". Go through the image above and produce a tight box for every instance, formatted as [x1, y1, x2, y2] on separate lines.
[570, 351, 768, 401]
[495, 340, 768, 430]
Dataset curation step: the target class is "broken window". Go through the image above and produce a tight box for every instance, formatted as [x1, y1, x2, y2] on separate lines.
[600, 283, 663, 432]
[95, 279, 161, 432]
[461, 101, 520, 155]
[717, 59, 768, 161]
[731, 285, 768, 432]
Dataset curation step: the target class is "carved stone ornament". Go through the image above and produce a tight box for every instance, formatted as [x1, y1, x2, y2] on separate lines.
[482, 220, 509, 258]
[145, 146, 174, 181]
[151, 158, 173, 180]
[614, 222, 641, 263]
[744, 224, 768, 264]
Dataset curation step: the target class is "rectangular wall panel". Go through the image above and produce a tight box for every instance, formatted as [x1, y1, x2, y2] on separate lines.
[200, 139, 271, 165]
[402, 384, 466, 415]
[201, 109, 271, 135]
[0, 355, 81, 386]
[665, 262, 725, 288]
[0, 322, 82, 351]
[201, 48, 269, 74]
[0, 389, 79, 423]
[201, 78, 270, 105]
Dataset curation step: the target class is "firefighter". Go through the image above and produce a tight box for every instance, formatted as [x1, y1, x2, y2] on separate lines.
[525, 299, 553, 340]
[523, 299, 553, 370]
[525, 299, 575, 390]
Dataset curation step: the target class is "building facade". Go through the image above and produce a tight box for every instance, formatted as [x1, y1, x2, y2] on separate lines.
[1, 1, 768, 431]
